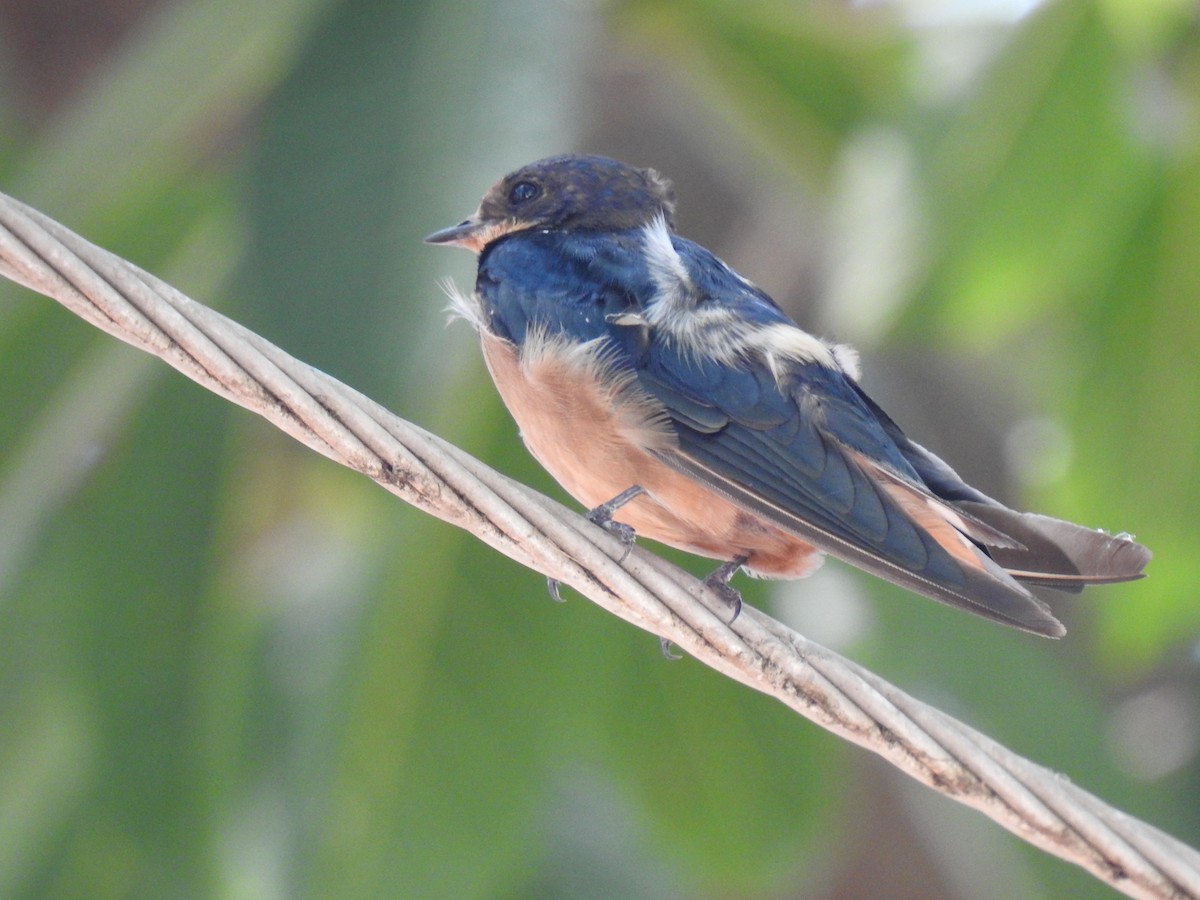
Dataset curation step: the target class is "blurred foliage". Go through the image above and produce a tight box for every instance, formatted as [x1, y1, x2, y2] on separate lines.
[0, 0, 1198, 897]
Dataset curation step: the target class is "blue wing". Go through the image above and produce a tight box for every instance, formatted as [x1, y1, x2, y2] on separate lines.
[631, 327, 1077, 633]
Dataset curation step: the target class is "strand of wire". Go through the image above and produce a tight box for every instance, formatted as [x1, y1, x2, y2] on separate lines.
[0, 191, 1196, 899]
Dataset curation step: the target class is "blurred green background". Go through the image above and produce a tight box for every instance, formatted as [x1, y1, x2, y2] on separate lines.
[0, 0, 1197, 896]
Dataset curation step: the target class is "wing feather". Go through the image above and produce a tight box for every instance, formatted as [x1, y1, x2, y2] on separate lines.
[636, 341, 1068, 635]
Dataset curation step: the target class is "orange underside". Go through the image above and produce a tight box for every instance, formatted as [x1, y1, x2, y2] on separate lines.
[481, 333, 823, 579]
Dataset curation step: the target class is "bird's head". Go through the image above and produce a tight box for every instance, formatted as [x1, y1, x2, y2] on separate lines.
[425, 154, 676, 253]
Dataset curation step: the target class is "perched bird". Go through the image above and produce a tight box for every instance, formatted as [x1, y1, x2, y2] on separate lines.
[426, 154, 1150, 637]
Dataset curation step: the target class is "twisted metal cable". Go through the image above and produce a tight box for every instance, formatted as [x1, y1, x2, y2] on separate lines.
[1, 190, 1196, 898]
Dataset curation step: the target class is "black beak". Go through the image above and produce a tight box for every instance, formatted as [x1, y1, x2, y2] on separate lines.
[424, 217, 484, 247]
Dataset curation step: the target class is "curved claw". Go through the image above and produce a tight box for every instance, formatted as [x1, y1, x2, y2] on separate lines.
[704, 555, 749, 622]
[659, 636, 681, 660]
[604, 521, 637, 562]
[547, 577, 566, 603]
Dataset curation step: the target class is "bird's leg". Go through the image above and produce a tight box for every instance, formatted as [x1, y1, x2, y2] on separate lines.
[546, 485, 646, 602]
[585, 485, 645, 557]
[659, 556, 746, 658]
[703, 554, 749, 622]
[656, 555, 748, 658]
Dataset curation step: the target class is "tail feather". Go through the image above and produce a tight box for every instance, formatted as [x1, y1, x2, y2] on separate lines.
[848, 452, 1145, 634]
[955, 501, 1152, 593]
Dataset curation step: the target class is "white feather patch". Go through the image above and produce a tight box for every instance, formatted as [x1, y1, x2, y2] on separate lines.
[751, 323, 839, 371]
[636, 219, 855, 384]
[440, 280, 487, 331]
[829, 343, 862, 381]
[642, 214, 694, 310]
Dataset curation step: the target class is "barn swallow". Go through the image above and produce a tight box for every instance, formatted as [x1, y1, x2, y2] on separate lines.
[426, 154, 1150, 637]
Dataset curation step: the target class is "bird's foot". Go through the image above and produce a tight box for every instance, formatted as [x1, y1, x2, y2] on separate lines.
[704, 554, 749, 622]
[585, 485, 646, 561]
[546, 485, 646, 603]
[655, 555, 747, 659]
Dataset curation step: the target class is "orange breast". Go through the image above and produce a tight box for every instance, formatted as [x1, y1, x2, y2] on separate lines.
[480, 330, 822, 579]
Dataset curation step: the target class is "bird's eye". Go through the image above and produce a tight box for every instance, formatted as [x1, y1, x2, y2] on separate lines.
[509, 181, 540, 205]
